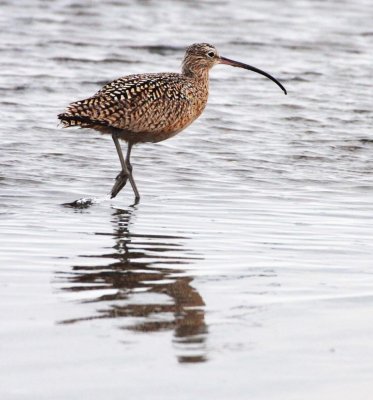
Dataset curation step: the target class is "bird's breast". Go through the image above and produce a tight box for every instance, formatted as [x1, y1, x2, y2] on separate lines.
[125, 82, 209, 142]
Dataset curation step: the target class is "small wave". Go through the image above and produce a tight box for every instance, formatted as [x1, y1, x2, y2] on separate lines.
[62, 196, 108, 209]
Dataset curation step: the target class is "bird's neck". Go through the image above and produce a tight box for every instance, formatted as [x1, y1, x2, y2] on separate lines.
[182, 63, 210, 84]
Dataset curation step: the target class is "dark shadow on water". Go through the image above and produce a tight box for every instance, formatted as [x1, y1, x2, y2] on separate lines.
[58, 206, 207, 363]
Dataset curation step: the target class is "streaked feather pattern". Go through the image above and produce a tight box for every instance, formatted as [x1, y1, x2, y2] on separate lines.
[58, 72, 208, 143]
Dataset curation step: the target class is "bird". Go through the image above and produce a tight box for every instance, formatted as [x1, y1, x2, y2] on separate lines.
[58, 43, 287, 203]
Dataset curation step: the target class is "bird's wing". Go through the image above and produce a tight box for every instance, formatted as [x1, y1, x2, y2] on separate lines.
[60, 73, 194, 134]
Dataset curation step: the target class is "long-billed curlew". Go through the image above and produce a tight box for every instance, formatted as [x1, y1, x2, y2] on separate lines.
[58, 43, 287, 202]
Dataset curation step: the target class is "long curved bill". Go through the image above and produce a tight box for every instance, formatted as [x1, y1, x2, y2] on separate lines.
[219, 56, 287, 95]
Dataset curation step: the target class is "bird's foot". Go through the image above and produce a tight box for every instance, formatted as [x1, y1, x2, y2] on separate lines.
[111, 170, 129, 198]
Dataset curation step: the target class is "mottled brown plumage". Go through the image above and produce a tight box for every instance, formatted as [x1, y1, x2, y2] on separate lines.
[58, 43, 286, 202]
[59, 72, 208, 143]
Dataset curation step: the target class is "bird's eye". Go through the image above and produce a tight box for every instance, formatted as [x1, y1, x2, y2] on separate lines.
[207, 51, 215, 58]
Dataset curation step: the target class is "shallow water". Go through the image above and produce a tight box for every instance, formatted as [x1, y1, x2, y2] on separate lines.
[1, 0, 373, 399]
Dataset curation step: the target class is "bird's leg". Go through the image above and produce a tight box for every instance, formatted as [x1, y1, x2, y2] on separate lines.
[125, 142, 140, 201]
[111, 134, 130, 198]
[110, 135, 140, 200]
[121, 145, 134, 194]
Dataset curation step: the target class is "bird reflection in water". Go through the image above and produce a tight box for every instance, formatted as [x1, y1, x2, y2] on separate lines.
[59, 207, 207, 363]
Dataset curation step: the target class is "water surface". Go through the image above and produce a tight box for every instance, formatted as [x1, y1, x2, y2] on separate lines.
[1, 0, 373, 399]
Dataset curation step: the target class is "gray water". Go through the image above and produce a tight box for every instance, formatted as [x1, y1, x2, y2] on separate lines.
[1, 0, 373, 399]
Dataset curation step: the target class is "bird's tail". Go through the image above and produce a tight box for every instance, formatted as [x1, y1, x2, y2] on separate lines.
[58, 96, 110, 128]
[58, 113, 100, 128]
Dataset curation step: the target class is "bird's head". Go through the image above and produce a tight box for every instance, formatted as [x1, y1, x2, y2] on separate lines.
[182, 43, 220, 76]
[182, 43, 287, 95]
